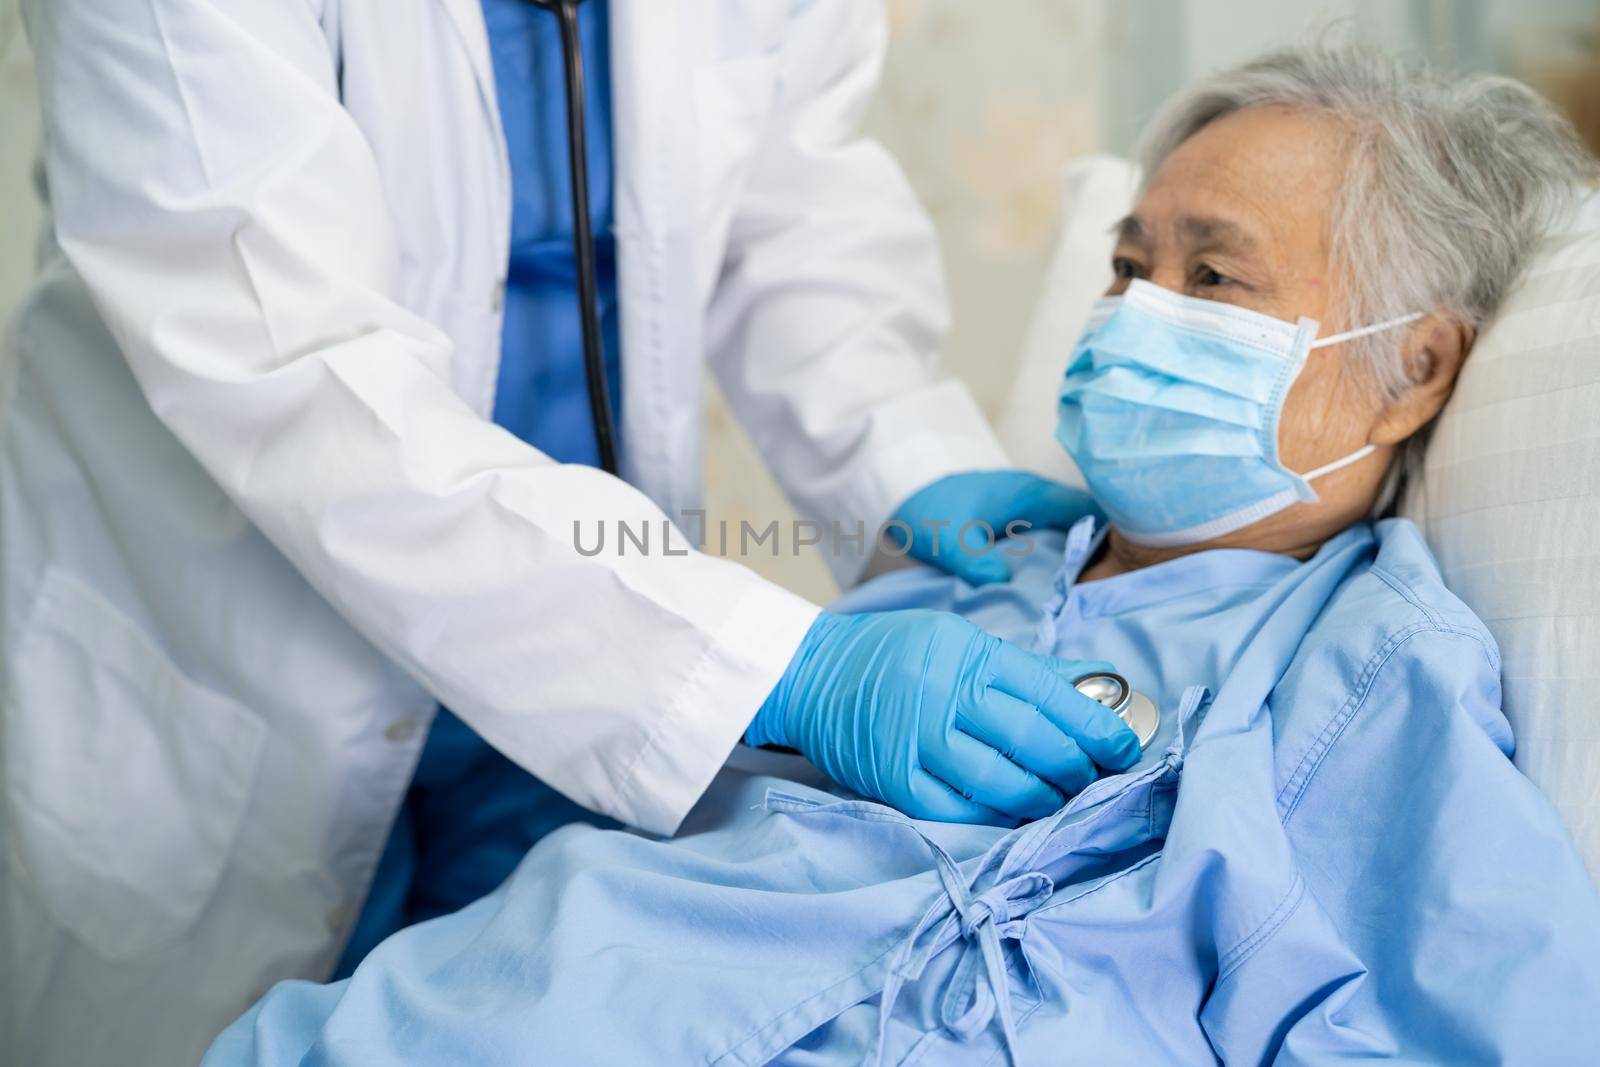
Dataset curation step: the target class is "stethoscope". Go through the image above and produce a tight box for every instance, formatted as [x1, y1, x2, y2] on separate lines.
[1072, 671, 1160, 749]
[530, 0, 620, 474]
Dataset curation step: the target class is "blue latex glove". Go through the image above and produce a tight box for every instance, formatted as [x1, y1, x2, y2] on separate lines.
[890, 470, 1099, 586]
[747, 610, 1142, 823]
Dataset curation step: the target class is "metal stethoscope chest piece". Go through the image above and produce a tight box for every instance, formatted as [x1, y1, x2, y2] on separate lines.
[1071, 670, 1160, 749]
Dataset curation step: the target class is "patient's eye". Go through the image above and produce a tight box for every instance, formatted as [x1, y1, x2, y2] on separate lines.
[1195, 264, 1234, 288]
[1112, 256, 1145, 281]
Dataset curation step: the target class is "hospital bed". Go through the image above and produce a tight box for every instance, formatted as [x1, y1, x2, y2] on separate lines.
[999, 156, 1600, 884]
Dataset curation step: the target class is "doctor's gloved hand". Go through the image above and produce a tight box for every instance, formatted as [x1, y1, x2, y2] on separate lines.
[746, 610, 1142, 823]
[890, 470, 1099, 586]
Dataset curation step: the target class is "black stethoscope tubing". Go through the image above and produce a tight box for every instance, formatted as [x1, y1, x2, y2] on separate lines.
[529, 0, 620, 474]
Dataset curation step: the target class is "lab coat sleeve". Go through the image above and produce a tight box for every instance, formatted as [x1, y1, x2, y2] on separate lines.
[21, 0, 820, 836]
[704, 0, 1009, 586]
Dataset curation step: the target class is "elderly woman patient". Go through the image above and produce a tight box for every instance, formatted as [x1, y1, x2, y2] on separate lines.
[208, 46, 1600, 1066]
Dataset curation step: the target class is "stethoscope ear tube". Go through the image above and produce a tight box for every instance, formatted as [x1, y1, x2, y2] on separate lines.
[531, 0, 620, 475]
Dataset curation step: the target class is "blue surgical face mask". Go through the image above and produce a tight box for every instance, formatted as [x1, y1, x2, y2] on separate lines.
[1056, 279, 1421, 547]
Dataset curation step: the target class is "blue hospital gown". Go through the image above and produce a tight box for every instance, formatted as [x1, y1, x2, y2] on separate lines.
[205, 519, 1600, 1065]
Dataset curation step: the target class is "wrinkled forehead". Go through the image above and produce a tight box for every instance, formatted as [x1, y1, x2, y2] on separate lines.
[1125, 105, 1349, 265]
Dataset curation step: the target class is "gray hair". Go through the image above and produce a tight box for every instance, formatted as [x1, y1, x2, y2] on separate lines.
[1138, 44, 1598, 399]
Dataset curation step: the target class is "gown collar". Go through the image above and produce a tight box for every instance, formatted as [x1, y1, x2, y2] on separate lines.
[1050, 516, 1324, 618]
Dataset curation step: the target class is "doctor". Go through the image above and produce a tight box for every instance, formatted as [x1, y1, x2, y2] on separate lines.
[2, 1, 1133, 1062]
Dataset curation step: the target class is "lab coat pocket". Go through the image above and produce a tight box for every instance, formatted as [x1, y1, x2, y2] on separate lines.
[2, 568, 267, 961]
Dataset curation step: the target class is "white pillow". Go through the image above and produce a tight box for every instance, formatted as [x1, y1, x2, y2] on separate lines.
[1001, 156, 1600, 885]
[1400, 190, 1600, 884]
[996, 156, 1137, 483]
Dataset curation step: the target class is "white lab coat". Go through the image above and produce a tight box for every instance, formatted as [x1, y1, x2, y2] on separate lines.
[0, 0, 1006, 1062]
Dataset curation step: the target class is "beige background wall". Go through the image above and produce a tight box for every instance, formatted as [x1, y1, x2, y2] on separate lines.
[1, 3, 40, 340]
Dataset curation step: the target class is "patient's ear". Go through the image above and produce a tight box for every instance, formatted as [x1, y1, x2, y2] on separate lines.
[1369, 315, 1473, 445]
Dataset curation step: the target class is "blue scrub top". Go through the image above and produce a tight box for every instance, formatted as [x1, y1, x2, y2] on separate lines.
[484, 0, 622, 463]
[334, 0, 621, 979]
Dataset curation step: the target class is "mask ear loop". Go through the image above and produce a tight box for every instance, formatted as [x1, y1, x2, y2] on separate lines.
[1302, 443, 1377, 482]
[1299, 311, 1425, 482]
[1310, 311, 1425, 349]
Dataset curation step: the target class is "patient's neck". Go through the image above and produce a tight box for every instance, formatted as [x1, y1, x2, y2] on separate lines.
[1078, 524, 1328, 583]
